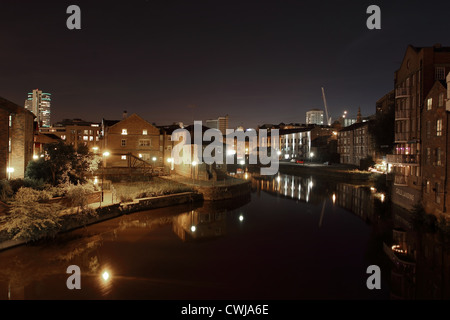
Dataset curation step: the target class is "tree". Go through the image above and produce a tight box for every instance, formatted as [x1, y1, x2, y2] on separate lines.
[0, 188, 63, 242]
[26, 141, 99, 186]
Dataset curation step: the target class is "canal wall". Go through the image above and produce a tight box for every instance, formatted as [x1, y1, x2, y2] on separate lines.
[192, 181, 252, 201]
[0, 191, 203, 252]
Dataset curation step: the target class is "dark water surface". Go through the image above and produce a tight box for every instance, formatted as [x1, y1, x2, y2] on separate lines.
[0, 174, 448, 300]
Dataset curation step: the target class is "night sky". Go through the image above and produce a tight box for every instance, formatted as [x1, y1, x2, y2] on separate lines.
[1, 0, 450, 129]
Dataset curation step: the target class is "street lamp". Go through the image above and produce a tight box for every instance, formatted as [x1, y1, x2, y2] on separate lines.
[310, 152, 314, 164]
[101, 151, 110, 206]
[192, 161, 197, 184]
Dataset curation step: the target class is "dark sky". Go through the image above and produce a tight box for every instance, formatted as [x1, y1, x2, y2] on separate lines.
[1, 0, 450, 129]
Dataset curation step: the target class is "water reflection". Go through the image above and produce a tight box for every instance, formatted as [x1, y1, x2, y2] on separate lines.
[1, 172, 450, 299]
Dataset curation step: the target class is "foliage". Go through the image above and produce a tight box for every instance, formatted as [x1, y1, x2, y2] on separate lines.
[0, 180, 13, 202]
[114, 178, 193, 202]
[0, 188, 63, 242]
[26, 141, 100, 186]
[8, 178, 46, 193]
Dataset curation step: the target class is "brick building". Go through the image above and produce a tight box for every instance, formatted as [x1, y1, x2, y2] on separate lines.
[387, 44, 450, 211]
[39, 118, 101, 151]
[421, 78, 450, 217]
[101, 113, 163, 168]
[337, 120, 376, 167]
[0, 96, 35, 179]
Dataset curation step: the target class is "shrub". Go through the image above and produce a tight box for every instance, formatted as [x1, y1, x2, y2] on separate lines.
[0, 180, 13, 202]
[0, 188, 63, 242]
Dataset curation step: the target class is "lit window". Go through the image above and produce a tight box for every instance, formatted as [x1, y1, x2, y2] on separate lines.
[83, 136, 88, 141]
[89, 136, 94, 141]
[139, 139, 151, 147]
[84, 130, 89, 135]
[121, 155, 127, 160]
[61, 135, 66, 140]
[122, 129, 128, 135]
[437, 119, 442, 136]
[121, 139, 126, 147]
[143, 129, 148, 135]
[436, 148, 442, 166]
[427, 98, 433, 110]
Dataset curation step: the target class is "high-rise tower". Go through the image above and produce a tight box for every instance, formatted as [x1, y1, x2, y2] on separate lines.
[24, 89, 51, 127]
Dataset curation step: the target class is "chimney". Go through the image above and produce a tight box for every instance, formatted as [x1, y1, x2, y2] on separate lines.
[123, 110, 128, 119]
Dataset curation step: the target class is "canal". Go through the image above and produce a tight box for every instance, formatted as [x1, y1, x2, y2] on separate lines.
[0, 173, 448, 300]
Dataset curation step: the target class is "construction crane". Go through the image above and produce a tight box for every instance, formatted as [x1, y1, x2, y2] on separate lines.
[321, 87, 332, 126]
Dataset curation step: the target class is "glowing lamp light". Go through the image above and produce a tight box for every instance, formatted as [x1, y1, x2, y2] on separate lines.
[6, 167, 14, 173]
[239, 215, 244, 222]
[102, 271, 110, 281]
[92, 147, 99, 151]
[332, 193, 336, 204]
[167, 158, 173, 163]
[192, 161, 197, 166]
[190, 225, 196, 232]
[33, 155, 39, 160]
[239, 160, 245, 165]
[152, 157, 157, 161]
[277, 151, 282, 156]
[103, 151, 110, 157]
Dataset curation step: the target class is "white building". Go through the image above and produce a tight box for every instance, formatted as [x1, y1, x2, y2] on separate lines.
[306, 109, 324, 125]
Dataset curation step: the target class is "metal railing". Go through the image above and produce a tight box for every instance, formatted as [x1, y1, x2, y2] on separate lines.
[387, 154, 420, 165]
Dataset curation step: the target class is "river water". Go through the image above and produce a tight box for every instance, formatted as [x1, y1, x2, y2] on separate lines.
[0, 173, 448, 300]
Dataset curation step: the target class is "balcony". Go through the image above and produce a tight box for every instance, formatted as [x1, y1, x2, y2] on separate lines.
[394, 174, 408, 186]
[387, 154, 420, 166]
[394, 132, 411, 143]
[395, 109, 411, 120]
[395, 87, 411, 98]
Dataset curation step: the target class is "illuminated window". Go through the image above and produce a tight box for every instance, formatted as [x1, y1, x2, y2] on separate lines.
[61, 135, 66, 140]
[89, 136, 94, 141]
[437, 119, 442, 136]
[121, 139, 126, 147]
[143, 129, 148, 135]
[84, 130, 89, 135]
[121, 155, 127, 160]
[427, 98, 433, 110]
[139, 139, 151, 147]
[8, 138, 11, 153]
[122, 129, 128, 135]
[83, 136, 88, 141]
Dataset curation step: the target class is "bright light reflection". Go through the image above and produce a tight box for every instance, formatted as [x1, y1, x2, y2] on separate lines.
[239, 215, 244, 222]
[102, 271, 110, 281]
[191, 225, 196, 232]
[332, 193, 336, 204]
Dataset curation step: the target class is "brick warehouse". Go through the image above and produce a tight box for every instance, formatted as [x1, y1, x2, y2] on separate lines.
[421, 75, 450, 217]
[0, 96, 35, 179]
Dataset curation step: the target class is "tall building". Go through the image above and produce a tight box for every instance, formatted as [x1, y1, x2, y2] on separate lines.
[306, 109, 324, 125]
[24, 89, 51, 128]
[387, 44, 450, 211]
[206, 115, 229, 133]
[0, 96, 35, 179]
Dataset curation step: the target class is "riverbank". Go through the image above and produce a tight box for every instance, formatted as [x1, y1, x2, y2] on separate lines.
[0, 191, 203, 252]
[160, 174, 252, 201]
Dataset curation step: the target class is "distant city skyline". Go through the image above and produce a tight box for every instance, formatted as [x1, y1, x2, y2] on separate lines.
[2, 1, 450, 129]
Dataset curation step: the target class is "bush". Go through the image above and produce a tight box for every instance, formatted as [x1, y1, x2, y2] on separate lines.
[0, 180, 13, 202]
[0, 188, 63, 242]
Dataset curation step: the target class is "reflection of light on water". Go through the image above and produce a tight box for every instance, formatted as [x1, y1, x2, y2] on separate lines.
[102, 271, 110, 281]
[244, 173, 248, 180]
[332, 193, 336, 204]
[380, 193, 385, 203]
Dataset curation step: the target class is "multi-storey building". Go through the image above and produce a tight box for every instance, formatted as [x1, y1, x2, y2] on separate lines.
[306, 109, 324, 125]
[0, 96, 35, 179]
[24, 89, 51, 128]
[421, 77, 450, 217]
[279, 125, 334, 161]
[101, 113, 163, 168]
[206, 115, 229, 133]
[39, 119, 101, 151]
[387, 44, 450, 211]
[337, 114, 376, 167]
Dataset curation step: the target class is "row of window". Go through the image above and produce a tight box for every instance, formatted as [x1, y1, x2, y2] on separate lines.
[426, 93, 445, 110]
[121, 129, 148, 135]
[425, 180, 441, 204]
[425, 147, 443, 166]
[425, 119, 443, 137]
[121, 139, 152, 147]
